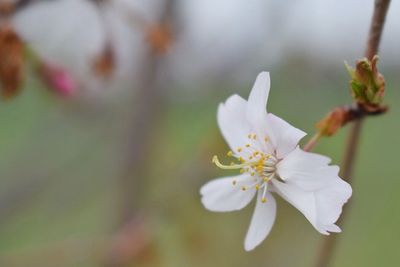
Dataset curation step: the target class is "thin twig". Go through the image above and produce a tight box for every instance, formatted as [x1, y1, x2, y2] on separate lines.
[364, 0, 391, 60]
[314, 1, 391, 267]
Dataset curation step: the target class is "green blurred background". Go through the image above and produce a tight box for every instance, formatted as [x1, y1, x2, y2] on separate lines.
[1, 0, 400, 266]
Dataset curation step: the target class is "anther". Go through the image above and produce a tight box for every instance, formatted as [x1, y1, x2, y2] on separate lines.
[227, 150, 233, 157]
[232, 180, 237, 185]
[237, 148, 243, 153]
[245, 144, 250, 148]
[261, 197, 267, 203]
[241, 186, 247, 191]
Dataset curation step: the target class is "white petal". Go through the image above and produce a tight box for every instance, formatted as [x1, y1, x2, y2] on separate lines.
[324, 224, 341, 233]
[273, 149, 352, 234]
[314, 178, 351, 232]
[277, 147, 333, 191]
[12, 0, 105, 74]
[200, 174, 256, 212]
[271, 180, 318, 230]
[217, 94, 251, 151]
[246, 72, 270, 129]
[266, 114, 306, 159]
[244, 191, 276, 251]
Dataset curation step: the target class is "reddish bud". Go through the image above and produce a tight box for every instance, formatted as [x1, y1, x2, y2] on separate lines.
[0, 3, 15, 15]
[93, 44, 115, 78]
[316, 107, 349, 136]
[39, 62, 77, 97]
[145, 24, 173, 55]
[0, 26, 24, 99]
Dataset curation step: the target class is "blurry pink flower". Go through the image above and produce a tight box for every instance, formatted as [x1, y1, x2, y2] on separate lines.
[200, 72, 352, 251]
[39, 62, 77, 97]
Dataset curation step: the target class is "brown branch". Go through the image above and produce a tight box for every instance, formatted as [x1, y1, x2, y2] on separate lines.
[365, 0, 391, 60]
[314, 1, 391, 267]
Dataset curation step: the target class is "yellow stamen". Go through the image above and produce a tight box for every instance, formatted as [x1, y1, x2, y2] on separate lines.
[261, 197, 267, 203]
[241, 186, 247, 191]
[245, 144, 250, 148]
[237, 148, 243, 153]
[227, 150, 233, 157]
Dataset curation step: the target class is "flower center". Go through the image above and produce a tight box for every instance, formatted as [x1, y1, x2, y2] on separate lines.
[212, 133, 277, 203]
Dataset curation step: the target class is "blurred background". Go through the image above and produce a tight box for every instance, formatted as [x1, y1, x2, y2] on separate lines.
[0, 0, 399, 266]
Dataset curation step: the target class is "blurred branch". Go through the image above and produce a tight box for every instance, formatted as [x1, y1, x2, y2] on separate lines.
[105, 1, 177, 266]
[117, 0, 175, 228]
[314, 1, 391, 267]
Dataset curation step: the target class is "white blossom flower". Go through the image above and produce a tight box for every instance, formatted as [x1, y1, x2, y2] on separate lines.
[200, 72, 352, 251]
[11, 0, 146, 94]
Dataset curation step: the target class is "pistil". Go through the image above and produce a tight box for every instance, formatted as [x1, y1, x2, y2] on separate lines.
[212, 133, 278, 203]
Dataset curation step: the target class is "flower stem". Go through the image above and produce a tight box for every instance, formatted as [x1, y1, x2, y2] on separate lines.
[303, 132, 322, 152]
[314, 1, 391, 266]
